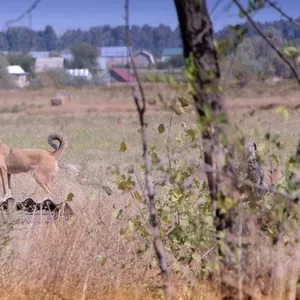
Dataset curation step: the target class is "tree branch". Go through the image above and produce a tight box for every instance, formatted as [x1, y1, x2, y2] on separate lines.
[232, 0, 300, 86]
[265, 0, 300, 28]
[125, 1, 171, 299]
[242, 178, 299, 203]
[202, 163, 299, 204]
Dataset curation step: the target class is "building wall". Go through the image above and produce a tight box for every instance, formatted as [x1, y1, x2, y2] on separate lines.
[12, 74, 28, 88]
[35, 57, 64, 73]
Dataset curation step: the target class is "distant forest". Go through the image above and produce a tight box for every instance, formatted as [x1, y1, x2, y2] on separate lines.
[1, 17, 300, 57]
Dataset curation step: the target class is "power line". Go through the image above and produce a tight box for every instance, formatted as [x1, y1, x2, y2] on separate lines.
[4, 0, 42, 30]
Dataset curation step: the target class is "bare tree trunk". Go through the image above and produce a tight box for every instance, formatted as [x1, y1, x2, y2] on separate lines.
[173, 0, 226, 212]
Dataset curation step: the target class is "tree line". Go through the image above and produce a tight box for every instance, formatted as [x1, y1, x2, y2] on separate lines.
[0, 24, 181, 57]
[1, 17, 300, 57]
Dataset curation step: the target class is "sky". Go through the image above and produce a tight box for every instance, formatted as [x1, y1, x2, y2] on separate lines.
[1, 0, 300, 34]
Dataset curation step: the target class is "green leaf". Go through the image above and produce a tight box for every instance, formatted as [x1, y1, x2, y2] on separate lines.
[66, 192, 74, 202]
[270, 153, 280, 166]
[186, 128, 196, 141]
[275, 105, 290, 120]
[177, 95, 189, 108]
[283, 109, 290, 121]
[119, 141, 127, 152]
[158, 123, 165, 134]
[134, 191, 143, 202]
[257, 141, 268, 157]
[223, 197, 236, 210]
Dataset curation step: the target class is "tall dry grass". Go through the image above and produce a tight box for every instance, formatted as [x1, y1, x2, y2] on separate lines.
[0, 82, 300, 299]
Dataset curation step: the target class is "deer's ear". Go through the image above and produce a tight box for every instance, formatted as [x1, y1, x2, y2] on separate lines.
[253, 142, 257, 152]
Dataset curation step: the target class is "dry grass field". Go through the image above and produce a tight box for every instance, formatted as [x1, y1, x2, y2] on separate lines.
[1, 79, 300, 299]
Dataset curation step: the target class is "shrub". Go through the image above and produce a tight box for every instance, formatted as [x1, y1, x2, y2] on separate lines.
[48, 69, 106, 87]
[156, 61, 169, 70]
[27, 77, 44, 89]
[6, 53, 35, 75]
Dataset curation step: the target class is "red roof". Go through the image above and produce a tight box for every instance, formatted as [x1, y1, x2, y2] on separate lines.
[110, 68, 136, 82]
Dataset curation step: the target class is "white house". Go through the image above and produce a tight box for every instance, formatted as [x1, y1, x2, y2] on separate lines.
[7, 65, 29, 88]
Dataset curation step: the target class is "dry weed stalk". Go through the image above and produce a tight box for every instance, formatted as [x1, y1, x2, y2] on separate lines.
[125, 0, 171, 299]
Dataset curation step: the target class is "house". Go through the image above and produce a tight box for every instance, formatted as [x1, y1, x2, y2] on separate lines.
[161, 48, 183, 62]
[99, 46, 132, 67]
[132, 50, 155, 69]
[99, 68, 136, 84]
[7, 65, 29, 88]
[66, 68, 92, 80]
[35, 57, 64, 73]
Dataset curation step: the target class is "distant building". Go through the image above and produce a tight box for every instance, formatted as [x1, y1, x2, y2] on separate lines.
[99, 68, 136, 84]
[35, 57, 64, 73]
[161, 48, 183, 62]
[110, 68, 136, 82]
[132, 50, 155, 69]
[7, 65, 29, 88]
[99, 46, 132, 67]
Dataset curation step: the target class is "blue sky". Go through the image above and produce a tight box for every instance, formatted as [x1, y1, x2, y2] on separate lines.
[1, 0, 300, 34]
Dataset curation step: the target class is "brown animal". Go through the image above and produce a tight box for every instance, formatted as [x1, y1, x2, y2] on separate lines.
[0, 133, 67, 201]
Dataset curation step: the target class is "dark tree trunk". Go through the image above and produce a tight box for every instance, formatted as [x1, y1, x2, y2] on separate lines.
[173, 0, 226, 208]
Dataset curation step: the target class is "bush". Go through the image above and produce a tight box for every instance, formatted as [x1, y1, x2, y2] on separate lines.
[27, 77, 43, 89]
[168, 54, 184, 68]
[48, 69, 106, 87]
[6, 53, 35, 75]
[69, 43, 99, 75]
[156, 61, 169, 70]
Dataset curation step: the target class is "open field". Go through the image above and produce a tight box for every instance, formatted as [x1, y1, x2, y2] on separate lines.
[1, 80, 300, 299]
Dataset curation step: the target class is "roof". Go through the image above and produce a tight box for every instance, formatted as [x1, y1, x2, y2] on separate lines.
[134, 50, 155, 64]
[100, 46, 132, 57]
[28, 51, 50, 59]
[110, 68, 136, 82]
[162, 48, 183, 56]
[7, 65, 27, 75]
